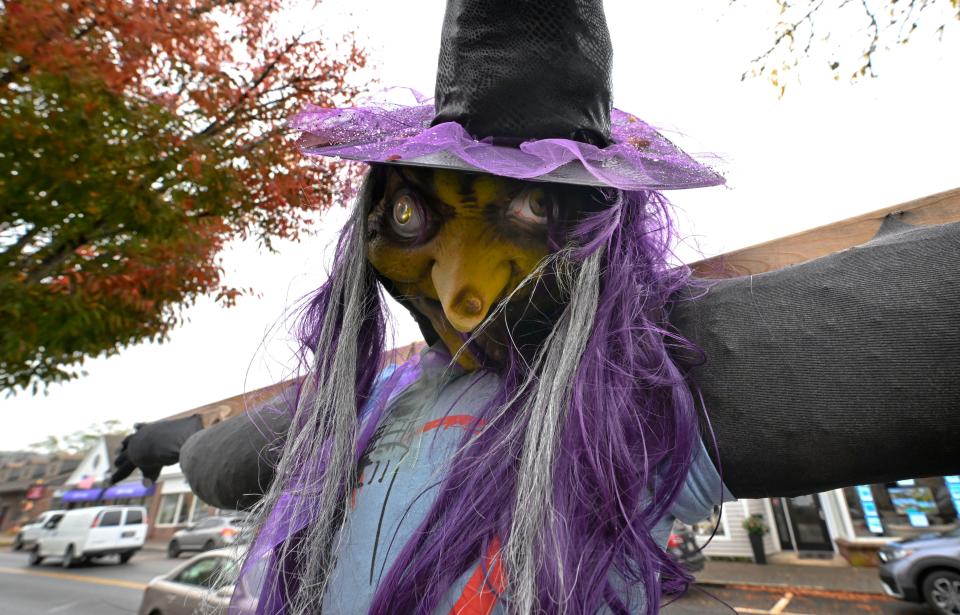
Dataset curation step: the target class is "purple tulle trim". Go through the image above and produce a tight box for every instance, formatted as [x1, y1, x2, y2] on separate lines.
[290, 104, 724, 191]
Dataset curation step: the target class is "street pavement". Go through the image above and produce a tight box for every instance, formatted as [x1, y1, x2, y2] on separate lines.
[663, 585, 935, 615]
[0, 547, 174, 614]
[0, 547, 939, 614]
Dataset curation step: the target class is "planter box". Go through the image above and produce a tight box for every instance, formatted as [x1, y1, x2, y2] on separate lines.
[834, 537, 888, 567]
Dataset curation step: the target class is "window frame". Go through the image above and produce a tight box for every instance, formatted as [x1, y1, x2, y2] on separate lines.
[97, 510, 123, 527]
[172, 555, 229, 589]
[156, 493, 187, 527]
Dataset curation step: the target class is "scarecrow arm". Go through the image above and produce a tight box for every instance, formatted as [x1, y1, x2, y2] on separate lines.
[672, 219, 960, 499]
[114, 220, 960, 508]
[178, 401, 290, 510]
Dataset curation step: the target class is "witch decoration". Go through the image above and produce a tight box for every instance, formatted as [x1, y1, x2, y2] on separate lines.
[111, 1, 960, 613]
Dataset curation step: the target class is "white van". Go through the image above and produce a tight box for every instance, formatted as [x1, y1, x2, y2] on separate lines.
[31, 505, 148, 567]
[13, 509, 66, 551]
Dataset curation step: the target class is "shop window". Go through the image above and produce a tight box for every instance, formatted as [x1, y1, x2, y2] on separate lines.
[843, 477, 960, 539]
[190, 497, 216, 524]
[156, 494, 188, 525]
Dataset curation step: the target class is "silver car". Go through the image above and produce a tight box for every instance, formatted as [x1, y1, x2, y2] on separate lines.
[137, 548, 263, 615]
[167, 516, 246, 558]
[878, 527, 960, 615]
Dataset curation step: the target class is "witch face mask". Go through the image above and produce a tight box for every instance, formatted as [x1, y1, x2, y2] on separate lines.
[366, 165, 591, 368]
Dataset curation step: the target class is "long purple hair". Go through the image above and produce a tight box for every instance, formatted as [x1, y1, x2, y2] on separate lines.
[244, 168, 704, 614]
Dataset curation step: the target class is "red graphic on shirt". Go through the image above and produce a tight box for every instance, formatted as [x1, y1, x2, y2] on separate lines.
[422, 415, 486, 433]
[450, 537, 505, 615]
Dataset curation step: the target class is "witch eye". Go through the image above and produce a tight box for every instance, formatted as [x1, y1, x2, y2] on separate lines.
[388, 190, 427, 239]
[507, 188, 548, 225]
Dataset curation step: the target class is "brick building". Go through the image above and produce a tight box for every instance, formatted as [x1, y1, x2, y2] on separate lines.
[0, 452, 82, 534]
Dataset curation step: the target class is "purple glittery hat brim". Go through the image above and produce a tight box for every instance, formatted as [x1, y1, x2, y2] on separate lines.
[290, 104, 724, 191]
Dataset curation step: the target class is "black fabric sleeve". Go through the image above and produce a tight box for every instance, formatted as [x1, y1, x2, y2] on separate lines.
[671, 218, 960, 499]
[180, 395, 292, 510]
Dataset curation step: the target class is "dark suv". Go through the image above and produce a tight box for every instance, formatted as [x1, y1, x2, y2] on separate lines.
[878, 527, 960, 615]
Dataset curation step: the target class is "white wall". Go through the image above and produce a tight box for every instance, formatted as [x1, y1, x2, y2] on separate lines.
[699, 498, 782, 559]
[63, 438, 109, 486]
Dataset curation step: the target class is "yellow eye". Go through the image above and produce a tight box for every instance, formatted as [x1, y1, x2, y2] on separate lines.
[389, 190, 425, 239]
[394, 196, 414, 224]
[507, 188, 549, 225]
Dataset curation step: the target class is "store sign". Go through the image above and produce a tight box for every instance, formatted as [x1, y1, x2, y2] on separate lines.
[856, 485, 884, 534]
[945, 476, 960, 514]
[103, 483, 155, 499]
[62, 489, 104, 503]
[61, 483, 155, 503]
[907, 510, 930, 528]
[25, 485, 45, 500]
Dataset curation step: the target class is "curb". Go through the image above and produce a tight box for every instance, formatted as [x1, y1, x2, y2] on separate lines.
[694, 580, 890, 601]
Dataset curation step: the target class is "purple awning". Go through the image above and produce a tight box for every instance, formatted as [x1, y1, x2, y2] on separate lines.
[61, 483, 155, 503]
[61, 489, 104, 503]
[103, 483, 155, 499]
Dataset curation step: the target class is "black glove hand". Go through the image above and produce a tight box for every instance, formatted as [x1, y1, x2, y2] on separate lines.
[110, 415, 204, 486]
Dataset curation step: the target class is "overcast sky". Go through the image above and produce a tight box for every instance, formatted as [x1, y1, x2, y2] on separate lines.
[3, 0, 958, 450]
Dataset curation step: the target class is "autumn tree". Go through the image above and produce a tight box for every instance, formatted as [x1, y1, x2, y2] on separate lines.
[1, 0, 366, 391]
[736, 0, 959, 90]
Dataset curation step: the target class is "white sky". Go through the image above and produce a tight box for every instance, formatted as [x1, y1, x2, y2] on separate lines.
[3, 0, 958, 450]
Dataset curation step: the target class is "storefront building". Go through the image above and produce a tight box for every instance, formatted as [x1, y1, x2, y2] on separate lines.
[0, 453, 81, 533]
[147, 464, 222, 542]
[698, 475, 960, 565]
[53, 435, 153, 510]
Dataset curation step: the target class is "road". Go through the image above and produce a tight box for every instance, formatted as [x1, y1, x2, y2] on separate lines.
[0, 548, 172, 614]
[663, 584, 935, 615]
[0, 547, 939, 614]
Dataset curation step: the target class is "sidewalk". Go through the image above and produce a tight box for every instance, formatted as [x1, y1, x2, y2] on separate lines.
[143, 540, 166, 552]
[694, 560, 884, 596]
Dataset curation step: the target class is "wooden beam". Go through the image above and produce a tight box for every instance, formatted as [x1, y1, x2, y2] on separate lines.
[691, 186, 960, 278]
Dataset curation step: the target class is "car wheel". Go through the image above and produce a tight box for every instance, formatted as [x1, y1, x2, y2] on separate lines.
[203, 539, 215, 551]
[119, 550, 134, 564]
[923, 570, 960, 615]
[167, 540, 180, 559]
[62, 545, 76, 569]
[12, 534, 23, 551]
[28, 549, 43, 566]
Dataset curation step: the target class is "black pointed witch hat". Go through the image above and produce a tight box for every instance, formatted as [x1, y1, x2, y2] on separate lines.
[292, 0, 723, 191]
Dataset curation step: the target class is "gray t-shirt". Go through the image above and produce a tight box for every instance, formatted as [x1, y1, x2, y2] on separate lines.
[324, 346, 733, 613]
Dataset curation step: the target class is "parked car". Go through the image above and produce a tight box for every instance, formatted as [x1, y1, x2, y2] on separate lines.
[667, 522, 706, 572]
[167, 516, 247, 558]
[12, 509, 65, 551]
[878, 527, 960, 615]
[31, 505, 147, 567]
[138, 548, 264, 615]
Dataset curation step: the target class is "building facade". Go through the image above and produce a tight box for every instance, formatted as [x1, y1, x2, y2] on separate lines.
[699, 475, 960, 565]
[0, 452, 82, 534]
